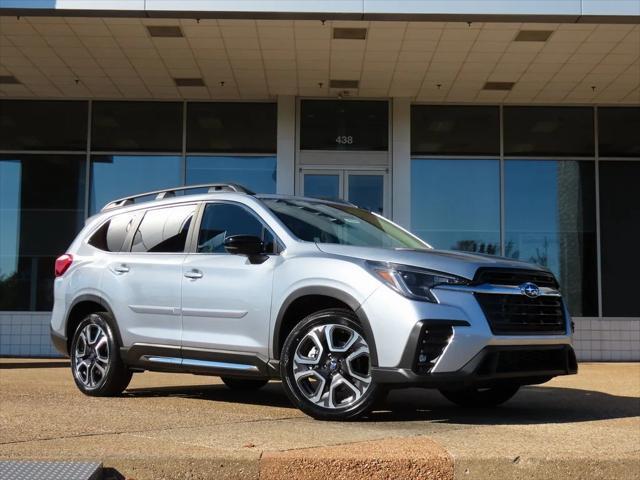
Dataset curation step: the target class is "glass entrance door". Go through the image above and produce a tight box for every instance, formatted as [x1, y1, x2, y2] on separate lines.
[300, 169, 388, 216]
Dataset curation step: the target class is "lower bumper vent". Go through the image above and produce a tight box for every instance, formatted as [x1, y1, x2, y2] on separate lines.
[476, 345, 578, 377]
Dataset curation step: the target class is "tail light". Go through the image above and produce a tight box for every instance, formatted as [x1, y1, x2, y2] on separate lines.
[55, 254, 73, 277]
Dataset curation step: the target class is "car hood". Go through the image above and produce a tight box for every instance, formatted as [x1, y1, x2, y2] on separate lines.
[315, 244, 549, 280]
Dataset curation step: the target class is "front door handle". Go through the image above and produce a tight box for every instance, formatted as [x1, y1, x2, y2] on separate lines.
[113, 264, 130, 274]
[184, 269, 203, 279]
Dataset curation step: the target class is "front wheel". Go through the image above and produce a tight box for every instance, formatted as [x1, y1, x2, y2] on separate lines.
[70, 312, 132, 396]
[280, 308, 379, 421]
[439, 384, 520, 407]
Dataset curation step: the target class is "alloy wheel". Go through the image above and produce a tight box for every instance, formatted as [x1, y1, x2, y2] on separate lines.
[73, 323, 110, 389]
[292, 323, 371, 409]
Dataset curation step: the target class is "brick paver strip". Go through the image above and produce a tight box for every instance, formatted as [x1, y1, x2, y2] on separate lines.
[260, 436, 454, 480]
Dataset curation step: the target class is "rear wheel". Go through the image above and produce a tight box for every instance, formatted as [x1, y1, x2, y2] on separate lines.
[221, 377, 269, 390]
[70, 312, 132, 396]
[439, 384, 520, 407]
[280, 308, 379, 421]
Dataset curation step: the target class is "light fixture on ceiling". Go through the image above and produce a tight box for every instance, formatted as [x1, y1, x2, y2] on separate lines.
[0, 75, 20, 85]
[329, 79, 359, 89]
[174, 78, 206, 87]
[483, 81, 515, 91]
[147, 26, 184, 38]
[333, 28, 367, 40]
[514, 30, 553, 42]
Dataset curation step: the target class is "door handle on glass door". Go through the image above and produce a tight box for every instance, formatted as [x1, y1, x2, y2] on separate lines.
[184, 269, 203, 279]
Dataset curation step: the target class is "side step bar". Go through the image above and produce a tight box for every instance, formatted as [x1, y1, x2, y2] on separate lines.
[121, 343, 274, 377]
[142, 355, 259, 373]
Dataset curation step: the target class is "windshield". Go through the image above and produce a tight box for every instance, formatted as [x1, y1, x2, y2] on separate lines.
[262, 198, 429, 249]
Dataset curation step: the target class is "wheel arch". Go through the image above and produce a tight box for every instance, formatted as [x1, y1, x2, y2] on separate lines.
[65, 294, 123, 354]
[272, 286, 379, 367]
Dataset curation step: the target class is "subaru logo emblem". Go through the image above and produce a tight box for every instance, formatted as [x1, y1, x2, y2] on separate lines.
[520, 282, 540, 298]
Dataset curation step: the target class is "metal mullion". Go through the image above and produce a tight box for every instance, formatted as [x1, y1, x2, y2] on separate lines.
[88, 151, 183, 156]
[84, 100, 92, 220]
[594, 106, 603, 318]
[182, 101, 187, 186]
[598, 157, 640, 162]
[0, 150, 86, 155]
[502, 156, 596, 161]
[411, 155, 498, 160]
[184, 152, 275, 157]
[499, 105, 505, 257]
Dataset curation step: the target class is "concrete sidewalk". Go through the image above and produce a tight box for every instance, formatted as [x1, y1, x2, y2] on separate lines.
[0, 360, 638, 479]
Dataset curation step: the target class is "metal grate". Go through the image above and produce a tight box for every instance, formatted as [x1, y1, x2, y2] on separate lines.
[483, 81, 515, 91]
[475, 293, 566, 335]
[514, 30, 553, 42]
[0, 461, 102, 480]
[0, 75, 21, 84]
[333, 27, 367, 40]
[146, 25, 183, 37]
[174, 77, 206, 87]
[473, 268, 559, 289]
[329, 79, 359, 89]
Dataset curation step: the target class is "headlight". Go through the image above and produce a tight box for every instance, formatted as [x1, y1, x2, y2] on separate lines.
[366, 261, 469, 302]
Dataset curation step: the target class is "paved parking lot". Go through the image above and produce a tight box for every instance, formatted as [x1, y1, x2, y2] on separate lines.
[0, 360, 638, 479]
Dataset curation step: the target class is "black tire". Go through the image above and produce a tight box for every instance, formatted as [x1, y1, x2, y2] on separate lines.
[280, 308, 380, 421]
[70, 312, 132, 396]
[221, 377, 269, 390]
[439, 383, 520, 407]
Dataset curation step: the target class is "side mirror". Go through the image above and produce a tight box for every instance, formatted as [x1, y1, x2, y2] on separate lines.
[224, 235, 264, 256]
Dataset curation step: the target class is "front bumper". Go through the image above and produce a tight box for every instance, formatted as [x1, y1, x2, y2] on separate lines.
[371, 341, 578, 388]
[360, 282, 576, 381]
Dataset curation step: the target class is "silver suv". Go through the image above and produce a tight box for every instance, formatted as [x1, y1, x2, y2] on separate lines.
[51, 183, 577, 420]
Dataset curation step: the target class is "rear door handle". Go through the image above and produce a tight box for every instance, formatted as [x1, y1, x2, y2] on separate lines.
[184, 269, 203, 279]
[113, 264, 130, 274]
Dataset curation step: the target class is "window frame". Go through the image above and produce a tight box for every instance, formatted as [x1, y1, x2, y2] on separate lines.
[187, 200, 283, 256]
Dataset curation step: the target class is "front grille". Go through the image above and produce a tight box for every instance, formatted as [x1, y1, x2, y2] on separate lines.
[473, 268, 558, 289]
[475, 293, 566, 335]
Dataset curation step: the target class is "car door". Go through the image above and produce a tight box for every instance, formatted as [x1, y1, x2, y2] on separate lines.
[181, 201, 280, 357]
[102, 203, 196, 348]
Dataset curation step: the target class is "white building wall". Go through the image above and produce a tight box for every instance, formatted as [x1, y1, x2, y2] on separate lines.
[276, 95, 296, 196]
[391, 98, 411, 229]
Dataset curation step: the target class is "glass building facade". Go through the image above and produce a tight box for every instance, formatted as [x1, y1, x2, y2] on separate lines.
[0, 100, 277, 312]
[0, 99, 638, 328]
[411, 105, 639, 319]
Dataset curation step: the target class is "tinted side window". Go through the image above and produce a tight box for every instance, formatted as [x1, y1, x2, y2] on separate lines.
[131, 205, 195, 253]
[89, 213, 139, 252]
[197, 203, 275, 253]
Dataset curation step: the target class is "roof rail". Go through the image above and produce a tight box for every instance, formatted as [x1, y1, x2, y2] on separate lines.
[101, 183, 254, 212]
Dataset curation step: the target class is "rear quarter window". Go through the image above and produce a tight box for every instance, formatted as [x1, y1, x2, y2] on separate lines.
[88, 212, 138, 252]
[131, 204, 196, 253]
